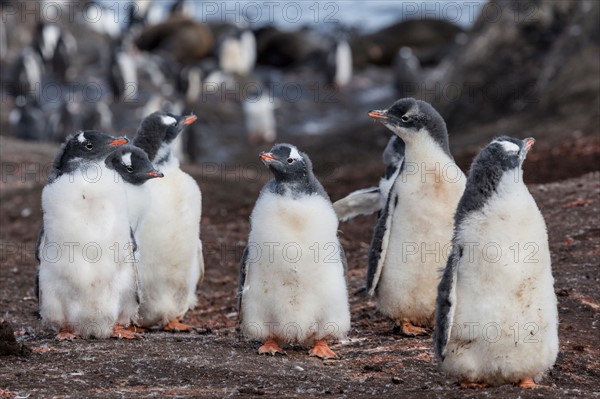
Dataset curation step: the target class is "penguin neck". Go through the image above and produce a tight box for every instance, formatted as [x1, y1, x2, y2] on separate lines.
[400, 130, 454, 166]
[154, 142, 179, 168]
[269, 172, 326, 199]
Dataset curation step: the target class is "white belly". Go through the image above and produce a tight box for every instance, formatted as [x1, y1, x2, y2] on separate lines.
[241, 192, 350, 344]
[136, 164, 203, 326]
[442, 182, 558, 384]
[377, 146, 466, 326]
[38, 169, 137, 338]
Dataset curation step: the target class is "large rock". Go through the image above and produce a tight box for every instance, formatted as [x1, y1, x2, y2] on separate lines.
[433, 0, 600, 131]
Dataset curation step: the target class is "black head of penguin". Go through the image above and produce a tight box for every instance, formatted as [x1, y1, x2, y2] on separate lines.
[369, 98, 450, 157]
[259, 143, 328, 199]
[105, 145, 164, 185]
[454, 136, 535, 226]
[49, 131, 129, 181]
[133, 111, 197, 162]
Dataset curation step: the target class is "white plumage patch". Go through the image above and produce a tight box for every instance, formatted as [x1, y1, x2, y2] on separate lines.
[77, 132, 86, 143]
[288, 146, 302, 160]
[161, 115, 177, 126]
[38, 162, 139, 338]
[495, 140, 520, 153]
[122, 152, 132, 167]
[134, 161, 203, 327]
[41, 24, 60, 60]
[334, 40, 353, 87]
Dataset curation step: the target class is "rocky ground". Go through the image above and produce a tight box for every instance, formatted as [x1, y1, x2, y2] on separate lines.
[0, 131, 598, 398]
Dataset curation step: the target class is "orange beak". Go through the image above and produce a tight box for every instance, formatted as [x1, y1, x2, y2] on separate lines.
[368, 110, 388, 120]
[147, 171, 164, 178]
[183, 115, 198, 125]
[524, 137, 535, 151]
[110, 138, 129, 146]
[260, 152, 276, 161]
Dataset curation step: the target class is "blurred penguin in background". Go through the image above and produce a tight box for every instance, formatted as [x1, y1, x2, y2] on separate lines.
[243, 85, 277, 145]
[393, 47, 421, 97]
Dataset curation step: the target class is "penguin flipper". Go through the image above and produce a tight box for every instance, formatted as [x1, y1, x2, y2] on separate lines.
[333, 187, 382, 222]
[339, 243, 348, 281]
[237, 246, 250, 322]
[129, 228, 143, 307]
[197, 239, 205, 283]
[35, 224, 45, 304]
[366, 189, 396, 295]
[434, 244, 461, 362]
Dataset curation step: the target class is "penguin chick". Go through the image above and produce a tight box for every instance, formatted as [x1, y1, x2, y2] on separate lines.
[326, 39, 353, 89]
[243, 85, 277, 145]
[37, 131, 144, 340]
[132, 112, 204, 331]
[333, 136, 405, 221]
[238, 144, 350, 359]
[366, 98, 466, 336]
[435, 137, 558, 388]
[393, 47, 421, 97]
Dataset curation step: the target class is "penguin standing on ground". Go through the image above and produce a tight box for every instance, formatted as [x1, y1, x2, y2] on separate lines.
[37, 131, 154, 340]
[366, 98, 466, 336]
[32, 21, 77, 83]
[393, 47, 421, 97]
[9, 96, 47, 141]
[326, 39, 353, 89]
[8, 47, 43, 99]
[435, 137, 558, 388]
[238, 144, 350, 359]
[243, 85, 277, 145]
[333, 136, 405, 221]
[132, 112, 204, 331]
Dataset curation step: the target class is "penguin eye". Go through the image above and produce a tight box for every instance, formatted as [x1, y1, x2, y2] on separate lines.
[401, 115, 410, 122]
[125, 165, 134, 173]
[287, 158, 294, 164]
[85, 142, 93, 150]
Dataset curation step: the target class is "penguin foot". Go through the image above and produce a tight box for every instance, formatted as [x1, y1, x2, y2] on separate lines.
[258, 338, 285, 356]
[56, 331, 80, 340]
[127, 325, 148, 333]
[400, 321, 428, 337]
[459, 380, 488, 389]
[112, 324, 144, 340]
[308, 339, 337, 359]
[518, 378, 538, 389]
[163, 320, 195, 332]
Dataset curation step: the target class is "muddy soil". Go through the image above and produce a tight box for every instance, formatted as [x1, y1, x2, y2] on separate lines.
[0, 135, 598, 398]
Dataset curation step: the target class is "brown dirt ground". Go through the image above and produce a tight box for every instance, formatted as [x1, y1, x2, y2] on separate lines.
[0, 134, 599, 398]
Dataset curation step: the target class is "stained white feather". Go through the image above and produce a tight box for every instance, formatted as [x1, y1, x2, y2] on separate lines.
[38, 163, 138, 338]
[440, 171, 558, 385]
[241, 191, 350, 343]
[135, 153, 203, 326]
[376, 131, 466, 326]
